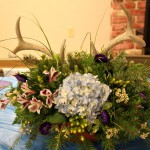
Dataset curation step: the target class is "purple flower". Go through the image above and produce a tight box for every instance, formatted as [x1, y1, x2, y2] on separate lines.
[13, 74, 27, 82]
[139, 92, 147, 101]
[94, 54, 108, 63]
[39, 122, 52, 135]
[101, 110, 110, 125]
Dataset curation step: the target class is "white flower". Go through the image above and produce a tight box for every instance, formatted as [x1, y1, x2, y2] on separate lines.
[140, 132, 150, 139]
[115, 88, 129, 104]
[54, 72, 112, 123]
[101, 84, 112, 103]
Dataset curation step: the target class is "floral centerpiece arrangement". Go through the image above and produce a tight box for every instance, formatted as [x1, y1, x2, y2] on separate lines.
[1, 4, 150, 150]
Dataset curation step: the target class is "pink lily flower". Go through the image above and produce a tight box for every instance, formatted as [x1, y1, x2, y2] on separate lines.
[28, 97, 43, 114]
[0, 99, 10, 109]
[21, 82, 36, 96]
[40, 89, 52, 97]
[53, 90, 59, 97]
[49, 67, 59, 82]
[46, 96, 53, 108]
[40, 89, 58, 108]
[17, 94, 31, 109]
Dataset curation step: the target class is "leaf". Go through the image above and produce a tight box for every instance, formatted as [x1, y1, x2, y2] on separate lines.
[92, 119, 101, 133]
[12, 117, 22, 125]
[92, 124, 100, 133]
[77, 139, 97, 150]
[47, 112, 67, 124]
[47, 132, 72, 150]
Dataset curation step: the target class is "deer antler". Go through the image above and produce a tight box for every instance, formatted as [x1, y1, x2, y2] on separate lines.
[60, 39, 66, 64]
[9, 17, 51, 58]
[102, 3, 146, 54]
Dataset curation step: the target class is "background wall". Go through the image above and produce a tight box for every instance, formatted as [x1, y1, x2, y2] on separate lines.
[111, 0, 146, 55]
[0, 0, 111, 58]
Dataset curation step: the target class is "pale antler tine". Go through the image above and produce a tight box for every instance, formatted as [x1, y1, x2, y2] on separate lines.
[102, 3, 146, 55]
[8, 17, 24, 58]
[60, 39, 66, 64]
[16, 17, 24, 42]
[129, 35, 146, 47]
[120, 3, 146, 47]
[9, 17, 51, 58]
[90, 40, 97, 56]
[120, 4, 132, 31]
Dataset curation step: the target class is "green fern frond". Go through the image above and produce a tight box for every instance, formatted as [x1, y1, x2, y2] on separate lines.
[47, 131, 72, 150]
[76, 139, 96, 150]
[101, 139, 116, 150]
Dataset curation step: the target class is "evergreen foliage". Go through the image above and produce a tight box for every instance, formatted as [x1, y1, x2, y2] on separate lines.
[1, 51, 150, 150]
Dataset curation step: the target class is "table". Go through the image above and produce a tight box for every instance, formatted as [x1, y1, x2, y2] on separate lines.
[0, 77, 149, 150]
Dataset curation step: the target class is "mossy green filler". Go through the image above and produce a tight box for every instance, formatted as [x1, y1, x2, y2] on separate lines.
[3, 51, 150, 150]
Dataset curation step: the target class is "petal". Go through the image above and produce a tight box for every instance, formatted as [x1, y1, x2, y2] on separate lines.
[17, 95, 31, 109]
[28, 104, 37, 113]
[13, 74, 27, 82]
[31, 97, 38, 102]
[21, 82, 35, 95]
[94, 54, 108, 63]
[101, 110, 110, 125]
[0, 100, 10, 109]
[49, 67, 59, 82]
[22, 101, 31, 109]
[37, 109, 41, 114]
[43, 70, 49, 75]
[53, 90, 59, 97]
[40, 89, 52, 96]
[28, 99, 43, 113]
[46, 96, 52, 108]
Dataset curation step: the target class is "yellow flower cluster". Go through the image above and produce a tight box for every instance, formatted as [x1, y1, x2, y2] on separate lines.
[140, 132, 150, 139]
[115, 88, 129, 104]
[140, 122, 149, 139]
[5, 89, 18, 105]
[106, 128, 119, 139]
[141, 122, 148, 129]
[19, 121, 32, 134]
[61, 127, 70, 139]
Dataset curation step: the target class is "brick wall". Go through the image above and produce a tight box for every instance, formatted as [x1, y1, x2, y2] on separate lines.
[111, 0, 146, 55]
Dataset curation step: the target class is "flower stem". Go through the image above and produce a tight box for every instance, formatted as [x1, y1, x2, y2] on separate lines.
[55, 131, 62, 150]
